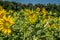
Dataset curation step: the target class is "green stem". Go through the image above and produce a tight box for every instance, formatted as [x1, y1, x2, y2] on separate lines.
[23, 32, 25, 40]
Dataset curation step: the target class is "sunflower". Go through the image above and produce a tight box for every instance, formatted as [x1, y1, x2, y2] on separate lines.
[24, 9, 33, 16]
[51, 24, 57, 28]
[0, 15, 14, 35]
[42, 8, 46, 16]
[47, 16, 51, 19]
[0, 6, 6, 18]
[36, 7, 40, 12]
[28, 13, 38, 24]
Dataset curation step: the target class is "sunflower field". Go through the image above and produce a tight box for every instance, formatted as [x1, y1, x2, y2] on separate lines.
[0, 1, 60, 40]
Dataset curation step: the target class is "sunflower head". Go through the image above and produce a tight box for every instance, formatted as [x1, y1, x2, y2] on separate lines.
[28, 13, 38, 24]
[0, 7, 6, 18]
[42, 8, 46, 16]
[24, 9, 32, 16]
[36, 7, 40, 12]
[3, 15, 14, 28]
[51, 24, 56, 28]
[0, 15, 14, 35]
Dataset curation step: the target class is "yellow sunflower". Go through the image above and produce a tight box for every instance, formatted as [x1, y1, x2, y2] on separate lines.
[28, 13, 37, 24]
[51, 24, 57, 28]
[24, 9, 33, 16]
[0, 6, 6, 18]
[42, 8, 46, 16]
[36, 7, 40, 12]
[47, 16, 51, 19]
[0, 15, 14, 35]
[48, 23, 57, 29]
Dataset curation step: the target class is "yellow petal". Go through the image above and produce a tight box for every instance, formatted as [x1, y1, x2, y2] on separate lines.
[7, 29, 11, 35]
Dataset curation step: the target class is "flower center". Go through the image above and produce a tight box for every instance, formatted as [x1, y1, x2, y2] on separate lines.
[5, 22, 10, 28]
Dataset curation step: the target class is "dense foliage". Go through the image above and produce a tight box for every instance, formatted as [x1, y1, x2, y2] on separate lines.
[0, 1, 60, 40]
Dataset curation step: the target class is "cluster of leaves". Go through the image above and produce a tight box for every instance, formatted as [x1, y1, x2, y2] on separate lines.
[0, 1, 60, 40]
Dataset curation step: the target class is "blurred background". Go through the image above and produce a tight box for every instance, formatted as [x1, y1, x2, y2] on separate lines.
[2, 0, 60, 5]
